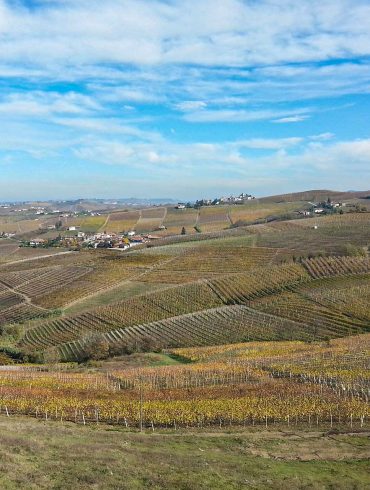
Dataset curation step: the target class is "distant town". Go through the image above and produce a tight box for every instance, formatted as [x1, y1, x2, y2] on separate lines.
[0, 193, 368, 250]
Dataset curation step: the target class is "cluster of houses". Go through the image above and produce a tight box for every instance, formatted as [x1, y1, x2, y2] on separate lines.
[175, 193, 255, 209]
[298, 199, 346, 217]
[22, 230, 162, 250]
[78, 231, 162, 249]
[0, 231, 16, 238]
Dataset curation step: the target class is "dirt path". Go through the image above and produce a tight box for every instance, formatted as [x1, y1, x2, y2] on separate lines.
[98, 214, 110, 232]
[160, 207, 167, 226]
[195, 210, 201, 226]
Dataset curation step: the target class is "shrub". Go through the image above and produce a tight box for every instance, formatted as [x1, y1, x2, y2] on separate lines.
[43, 347, 61, 365]
[79, 334, 110, 362]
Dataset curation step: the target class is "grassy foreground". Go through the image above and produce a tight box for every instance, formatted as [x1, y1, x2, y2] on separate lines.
[0, 417, 369, 489]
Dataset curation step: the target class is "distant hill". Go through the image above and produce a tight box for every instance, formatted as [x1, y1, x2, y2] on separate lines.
[259, 189, 370, 203]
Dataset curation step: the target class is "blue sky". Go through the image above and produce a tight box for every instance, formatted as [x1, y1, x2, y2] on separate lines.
[0, 0, 370, 200]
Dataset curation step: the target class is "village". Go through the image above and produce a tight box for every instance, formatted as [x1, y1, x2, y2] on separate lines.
[175, 192, 255, 209]
[16, 229, 162, 250]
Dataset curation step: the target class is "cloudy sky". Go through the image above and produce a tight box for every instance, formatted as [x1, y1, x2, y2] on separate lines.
[0, 0, 369, 200]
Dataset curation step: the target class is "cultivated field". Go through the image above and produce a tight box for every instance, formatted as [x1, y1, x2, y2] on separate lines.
[0, 335, 368, 429]
[0, 191, 369, 489]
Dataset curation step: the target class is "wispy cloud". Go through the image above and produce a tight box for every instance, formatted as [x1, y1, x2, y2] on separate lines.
[175, 100, 207, 112]
[273, 115, 310, 123]
[0, 91, 100, 117]
[0, 0, 369, 199]
[183, 108, 312, 123]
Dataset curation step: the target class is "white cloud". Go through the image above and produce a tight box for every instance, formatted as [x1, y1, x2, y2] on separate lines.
[1, 1, 370, 69]
[273, 115, 309, 123]
[310, 132, 335, 141]
[53, 117, 161, 141]
[2, 130, 369, 199]
[235, 138, 303, 150]
[175, 100, 207, 112]
[0, 91, 99, 117]
[69, 135, 370, 180]
[183, 108, 311, 123]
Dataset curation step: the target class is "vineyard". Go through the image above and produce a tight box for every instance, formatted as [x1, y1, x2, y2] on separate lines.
[298, 274, 370, 322]
[250, 291, 368, 337]
[0, 334, 368, 429]
[57, 304, 320, 361]
[207, 263, 309, 303]
[18, 263, 308, 353]
[21, 281, 224, 352]
[0, 196, 369, 440]
[253, 212, 370, 254]
[15, 261, 370, 362]
[139, 246, 292, 283]
[302, 255, 370, 278]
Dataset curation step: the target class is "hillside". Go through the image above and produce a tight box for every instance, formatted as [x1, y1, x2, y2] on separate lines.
[0, 189, 369, 490]
[0, 193, 368, 363]
[2, 189, 369, 240]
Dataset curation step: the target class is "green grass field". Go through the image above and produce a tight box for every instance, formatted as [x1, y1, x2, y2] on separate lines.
[0, 417, 368, 490]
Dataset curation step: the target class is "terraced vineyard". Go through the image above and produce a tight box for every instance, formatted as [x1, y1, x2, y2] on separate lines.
[17, 254, 370, 360]
[0, 265, 58, 288]
[264, 334, 370, 396]
[0, 303, 48, 326]
[21, 281, 224, 352]
[29, 253, 166, 308]
[0, 241, 19, 262]
[300, 274, 370, 322]
[302, 255, 370, 278]
[207, 263, 309, 303]
[0, 289, 24, 311]
[16, 266, 92, 298]
[139, 246, 292, 283]
[229, 201, 304, 225]
[58, 305, 317, 361]
[65, 215, 107, 233]
[250, 291, 367, 338]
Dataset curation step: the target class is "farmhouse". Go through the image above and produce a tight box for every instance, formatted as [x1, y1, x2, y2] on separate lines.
[131, 235, 144, 243]
[145, 234, 161, 240]
[30, 238, 46, 246]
